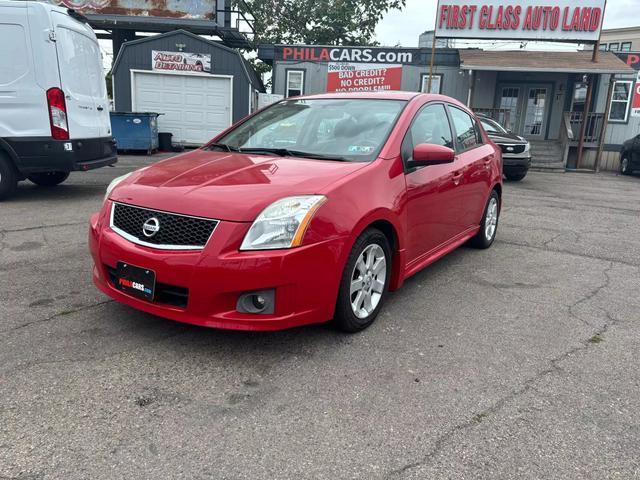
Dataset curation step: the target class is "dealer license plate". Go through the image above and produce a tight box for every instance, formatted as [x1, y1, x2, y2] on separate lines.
[115, 262, 155, 301]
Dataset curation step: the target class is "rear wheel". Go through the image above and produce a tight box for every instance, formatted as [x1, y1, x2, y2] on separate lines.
[620, 156, 630, 175]
[0, 151, 18, 201]
[27, 171, 70, 187]
[469, 190, 500, 249]
[334, 228, 391, 333]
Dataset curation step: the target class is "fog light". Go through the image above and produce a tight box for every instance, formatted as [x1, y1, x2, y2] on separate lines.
[237, 289, 275, 314]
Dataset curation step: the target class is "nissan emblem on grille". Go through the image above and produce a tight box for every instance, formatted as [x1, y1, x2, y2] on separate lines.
[110, 202, 219, 250]
[142, 217, 160, 237]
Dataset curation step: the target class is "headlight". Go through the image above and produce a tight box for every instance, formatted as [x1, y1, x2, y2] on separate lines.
[104, 172, 132, 202]
[240, 195, 327, 250]
[523, 142, 530, 153]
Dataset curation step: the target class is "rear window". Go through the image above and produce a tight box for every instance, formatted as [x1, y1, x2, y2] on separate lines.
[0, 24, 29, 86]
[56, 26, 105, 98]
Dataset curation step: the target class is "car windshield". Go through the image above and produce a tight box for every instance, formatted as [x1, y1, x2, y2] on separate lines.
[480, 118, 508, 134]
[214, 98, 407, 162]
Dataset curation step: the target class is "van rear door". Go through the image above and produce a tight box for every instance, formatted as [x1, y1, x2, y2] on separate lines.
[52, 11, 110, 140]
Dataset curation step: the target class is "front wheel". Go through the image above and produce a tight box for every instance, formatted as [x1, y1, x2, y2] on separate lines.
[27, 171, 70, 187]
[333, 228, 391, 333]
[469, 190, 500, 249]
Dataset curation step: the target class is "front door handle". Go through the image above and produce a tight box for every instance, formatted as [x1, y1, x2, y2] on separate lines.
[97, 105, 104, 111]
[452, 171, 463, 185]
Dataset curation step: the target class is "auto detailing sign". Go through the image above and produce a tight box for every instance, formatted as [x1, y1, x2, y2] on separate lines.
[327, 63, 402, 92]
[152, 51, 212, 73]
[435, 0, 605, 42]
[276, 46, 418, 65]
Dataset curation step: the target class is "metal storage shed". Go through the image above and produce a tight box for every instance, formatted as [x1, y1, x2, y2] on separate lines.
[112, 30, 264, 146]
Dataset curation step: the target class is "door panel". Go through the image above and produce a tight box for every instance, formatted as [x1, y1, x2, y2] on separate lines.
[523, 88, 547, 138]
[498, 86, 520, 131]
[404, 103, 463, 263]
[54, 12, 109, 139]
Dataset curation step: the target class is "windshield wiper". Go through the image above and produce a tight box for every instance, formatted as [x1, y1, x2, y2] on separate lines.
[238, 147, 348, 162]
[205, 142, 239, 152]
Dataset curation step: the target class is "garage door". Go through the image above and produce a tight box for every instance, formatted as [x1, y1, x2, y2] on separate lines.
[132, 71, 232, 146]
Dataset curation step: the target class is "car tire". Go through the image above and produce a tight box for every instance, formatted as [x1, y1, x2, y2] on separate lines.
[620, 155, 630, 175]
[333, 228, 392, 333]
[0, 151, 18, 201]
[27, 171, 70, 187]
[469, 190, 500, 249]
[505, 172, 527, 181]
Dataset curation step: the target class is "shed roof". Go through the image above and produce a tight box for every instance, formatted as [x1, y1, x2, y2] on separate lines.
[459, 50, 634, 74]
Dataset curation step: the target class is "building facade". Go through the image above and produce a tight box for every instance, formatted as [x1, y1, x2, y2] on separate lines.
[598, 27, 640, 53]
[113, 30, 264, 147]
[259, 44, 633, 171]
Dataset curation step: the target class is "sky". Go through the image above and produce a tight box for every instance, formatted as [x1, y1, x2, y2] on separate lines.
[374, 0, 639, 48]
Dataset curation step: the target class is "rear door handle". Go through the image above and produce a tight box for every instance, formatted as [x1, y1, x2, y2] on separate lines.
[97, 106, 104, 111]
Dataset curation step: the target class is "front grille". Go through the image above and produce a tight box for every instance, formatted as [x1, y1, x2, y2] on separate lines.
[499, 144, 526, 155]
[106, 265, 189, 309]
[111, 202, 218, 249]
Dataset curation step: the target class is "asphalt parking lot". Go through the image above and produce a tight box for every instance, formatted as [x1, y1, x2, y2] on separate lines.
[1, 155, 639, 479]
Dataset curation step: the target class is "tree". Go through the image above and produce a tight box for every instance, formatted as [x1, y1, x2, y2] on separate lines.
[240, 0, 406, 46]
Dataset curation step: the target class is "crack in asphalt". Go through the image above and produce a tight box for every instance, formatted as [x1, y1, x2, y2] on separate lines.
[385, 261, 621, 479]
[0, 221, 88, 235]
[495, 239, 640, 269]
[0, 300, 114, 335]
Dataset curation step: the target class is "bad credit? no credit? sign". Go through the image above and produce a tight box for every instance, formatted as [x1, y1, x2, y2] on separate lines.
[327, 63, 402, 93]
[435, 0, 605, 42]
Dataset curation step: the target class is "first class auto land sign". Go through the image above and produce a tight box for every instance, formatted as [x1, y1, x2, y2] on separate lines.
[435, 0, 605, 42]
[327, 63, 402, 93]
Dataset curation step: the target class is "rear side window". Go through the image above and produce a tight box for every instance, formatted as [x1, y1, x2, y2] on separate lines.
[449, 106, 482, 151]
[402, 103, 453, 163]
[56, 26, 105, 98]
[0, 24, 29, 86]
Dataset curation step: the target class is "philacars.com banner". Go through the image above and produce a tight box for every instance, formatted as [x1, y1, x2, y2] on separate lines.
[327, 63, 402, 92]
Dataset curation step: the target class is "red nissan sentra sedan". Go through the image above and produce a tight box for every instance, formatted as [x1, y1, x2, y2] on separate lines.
[89, 92, 502, 332]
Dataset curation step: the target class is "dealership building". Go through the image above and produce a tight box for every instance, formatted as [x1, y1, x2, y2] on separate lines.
[258, 43, 636, 171]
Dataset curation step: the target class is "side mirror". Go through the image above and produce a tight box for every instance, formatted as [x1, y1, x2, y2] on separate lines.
[408, 143, 455, 168]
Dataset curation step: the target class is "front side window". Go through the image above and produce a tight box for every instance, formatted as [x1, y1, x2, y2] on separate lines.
[286, 70, 304, 97]
[449, 106, 481, 151]
[401, 103, 453, 165]
[609, 80, 632, 123]
[216, 98, 406, 162]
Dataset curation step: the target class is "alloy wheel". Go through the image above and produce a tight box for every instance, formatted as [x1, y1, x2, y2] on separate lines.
[350, 244, 387, 319]
[485, 197, 499, 241]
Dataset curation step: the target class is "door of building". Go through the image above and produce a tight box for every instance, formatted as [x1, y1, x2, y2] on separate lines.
[497, 84, 551, 139]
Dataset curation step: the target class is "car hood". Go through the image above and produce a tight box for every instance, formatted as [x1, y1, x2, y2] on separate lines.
[487, 131, 528, 144]
[109, 149, 369, 222]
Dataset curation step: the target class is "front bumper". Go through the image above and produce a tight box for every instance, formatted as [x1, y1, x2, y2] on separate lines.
[89, 203, 348, 331]
[503, 155, 531, 174]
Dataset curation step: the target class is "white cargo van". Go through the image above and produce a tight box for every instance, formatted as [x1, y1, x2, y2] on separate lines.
[0, 0, 116, 199]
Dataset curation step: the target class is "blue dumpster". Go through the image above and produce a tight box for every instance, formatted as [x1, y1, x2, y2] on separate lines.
[110, 112, 160, 153]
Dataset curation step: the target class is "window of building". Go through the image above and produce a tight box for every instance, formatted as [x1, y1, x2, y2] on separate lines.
[609, 80, 633, 123]
[599, 43, 607, 51]
[420, 74, 442, 94]
[285, 70, 304, 97]
[608, 42, 620, 52]
[449, 105, 482, 151]
[621, 42, 632, 52]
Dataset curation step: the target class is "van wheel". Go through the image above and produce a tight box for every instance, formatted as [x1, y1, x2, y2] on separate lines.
[0, 152, 18, 200]
[27, 171, 70, 187]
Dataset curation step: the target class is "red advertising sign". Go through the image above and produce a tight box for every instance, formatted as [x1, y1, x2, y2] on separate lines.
[327, 63, 402, 93]
[631, 74, 640, 118]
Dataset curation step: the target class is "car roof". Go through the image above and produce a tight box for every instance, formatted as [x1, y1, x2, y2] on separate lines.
[295, 91, 467, 107]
